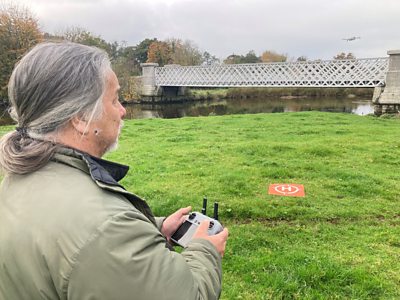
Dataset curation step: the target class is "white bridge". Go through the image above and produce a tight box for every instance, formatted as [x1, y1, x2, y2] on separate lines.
[155, 58, 388, 88]
[140, 50, 400, 115]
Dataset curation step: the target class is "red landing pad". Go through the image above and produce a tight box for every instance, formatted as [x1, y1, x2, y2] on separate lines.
[268, 184, 305, 197]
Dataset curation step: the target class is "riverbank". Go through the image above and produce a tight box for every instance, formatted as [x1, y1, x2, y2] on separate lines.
[187, 87, 374, 101]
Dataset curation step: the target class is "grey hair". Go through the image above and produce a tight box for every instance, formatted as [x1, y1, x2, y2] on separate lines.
[0, 42, 111, 175]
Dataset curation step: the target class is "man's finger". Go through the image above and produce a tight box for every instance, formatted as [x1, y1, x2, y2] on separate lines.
[219, 228, 229, 239]
[178, 206, 191, 215]
[197, 220, 210, 232]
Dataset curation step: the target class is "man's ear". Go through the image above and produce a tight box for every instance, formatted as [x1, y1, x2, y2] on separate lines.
[70, 116, 89, 135]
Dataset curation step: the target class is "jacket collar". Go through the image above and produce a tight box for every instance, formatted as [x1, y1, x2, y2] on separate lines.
[53, 146, 129, 187]
[81, 153, 129, 187]
[52, 146, 157, 226]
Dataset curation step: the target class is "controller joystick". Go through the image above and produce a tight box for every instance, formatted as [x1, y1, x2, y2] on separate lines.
[209, 221, 214, 229]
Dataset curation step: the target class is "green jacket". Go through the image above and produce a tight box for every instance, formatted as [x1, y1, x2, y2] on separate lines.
[0, 147, 222, 299]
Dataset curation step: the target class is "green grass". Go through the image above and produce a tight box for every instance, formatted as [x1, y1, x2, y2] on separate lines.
[3, 112, 400, 299]
[188, 88, 229, 100]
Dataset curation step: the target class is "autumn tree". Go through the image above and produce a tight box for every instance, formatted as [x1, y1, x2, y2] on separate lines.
[0, 2, 42, 101]
[260, 50, 287, 63]
[333, 52, 356, 60]
[146, 40, 172, 66]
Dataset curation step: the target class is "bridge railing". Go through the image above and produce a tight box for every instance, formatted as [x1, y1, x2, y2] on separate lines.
[155, 57, 389, 88]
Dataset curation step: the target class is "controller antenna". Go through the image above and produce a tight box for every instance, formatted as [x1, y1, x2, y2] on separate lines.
[213, 202, 219, 220]
[202, 197, 207, 215]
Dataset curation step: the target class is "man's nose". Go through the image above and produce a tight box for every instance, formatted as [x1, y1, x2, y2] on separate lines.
[119, 102, 126, 118]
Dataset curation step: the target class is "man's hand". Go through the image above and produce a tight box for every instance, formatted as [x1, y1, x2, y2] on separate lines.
[193, 221, 229, 257]
[161, 206, 192, 241]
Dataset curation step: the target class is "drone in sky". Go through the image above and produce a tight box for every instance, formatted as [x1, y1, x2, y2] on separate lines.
[342, 36, 361, 42]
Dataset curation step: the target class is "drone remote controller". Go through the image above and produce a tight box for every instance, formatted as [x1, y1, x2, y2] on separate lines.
[171, 198, 223, 247]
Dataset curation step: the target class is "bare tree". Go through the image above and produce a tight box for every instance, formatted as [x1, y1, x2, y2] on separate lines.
[166, 38, 204, 66]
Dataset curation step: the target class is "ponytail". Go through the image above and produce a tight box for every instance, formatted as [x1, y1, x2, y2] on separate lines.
[0, 130, 58, 175]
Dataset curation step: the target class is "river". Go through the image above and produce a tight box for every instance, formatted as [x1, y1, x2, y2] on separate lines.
[123, 97, 373, 119]
[0, 97, 373, 125]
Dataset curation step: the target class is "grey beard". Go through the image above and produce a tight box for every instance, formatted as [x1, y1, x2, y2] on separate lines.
[105, 120, 124, 154]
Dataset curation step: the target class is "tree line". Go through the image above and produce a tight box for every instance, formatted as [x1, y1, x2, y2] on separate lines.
[0, 3, 356, 102]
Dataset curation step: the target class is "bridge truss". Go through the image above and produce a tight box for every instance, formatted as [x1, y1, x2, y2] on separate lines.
[155, 57, 389, 88]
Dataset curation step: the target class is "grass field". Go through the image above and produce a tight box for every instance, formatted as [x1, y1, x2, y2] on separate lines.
[3, 111, 400, 299]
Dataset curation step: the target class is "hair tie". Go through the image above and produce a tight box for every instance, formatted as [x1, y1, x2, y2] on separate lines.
[15, 127, 29, 137]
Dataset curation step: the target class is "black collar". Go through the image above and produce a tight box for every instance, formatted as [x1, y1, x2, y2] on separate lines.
[54, 146, 130, 187]
[81, 153, 130, 187]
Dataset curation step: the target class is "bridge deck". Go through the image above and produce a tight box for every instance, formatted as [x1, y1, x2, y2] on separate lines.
[155, 57, 388, 88]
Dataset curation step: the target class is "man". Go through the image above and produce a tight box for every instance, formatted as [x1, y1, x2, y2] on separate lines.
[0, 42, 228, 299]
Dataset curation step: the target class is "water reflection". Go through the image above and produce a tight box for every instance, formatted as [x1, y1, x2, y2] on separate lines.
[0, 97, 373, 125]
[350, 101, 375, 115]
[125, 97, 374, 119]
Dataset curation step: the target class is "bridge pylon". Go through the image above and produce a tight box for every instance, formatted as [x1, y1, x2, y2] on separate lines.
[373, 50, 400, 115]
[140, 63, 188, 102]
[140, 63, 162, 99]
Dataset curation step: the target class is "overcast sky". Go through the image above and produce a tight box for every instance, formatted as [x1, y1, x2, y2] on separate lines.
[12, 0, 400, 60]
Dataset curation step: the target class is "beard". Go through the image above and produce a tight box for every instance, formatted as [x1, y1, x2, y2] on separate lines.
[104, 120, 124, 154]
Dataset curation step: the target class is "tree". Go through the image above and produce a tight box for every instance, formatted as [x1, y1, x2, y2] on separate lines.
[0, 3, 42, 101]
[202, 51, 219, 65]
[133, 38, 157, 64]
[42, 32, 63, 41]
[146, 41, 172, 66]
[166, 38, 203, 66]
[61, 27, 119, 59]
[261, 50, 287, 63]
[333, 52, 356, 60]
[243, 50, 261, 63]
[223, 50, 261, 64]
[223, 54, 243, 64]
[296, 56, 308, 62]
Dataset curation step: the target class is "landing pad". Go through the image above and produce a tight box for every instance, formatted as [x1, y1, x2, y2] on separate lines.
[268, 184, 305, 197]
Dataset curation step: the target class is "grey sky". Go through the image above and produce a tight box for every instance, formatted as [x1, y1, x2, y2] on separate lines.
[14, 0, 400, 60]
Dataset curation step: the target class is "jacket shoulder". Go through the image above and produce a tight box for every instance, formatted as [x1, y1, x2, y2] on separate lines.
[0, 160, 140, 298]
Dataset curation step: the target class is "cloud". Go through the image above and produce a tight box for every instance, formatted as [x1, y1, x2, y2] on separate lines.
[13, 0, 400, 60]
